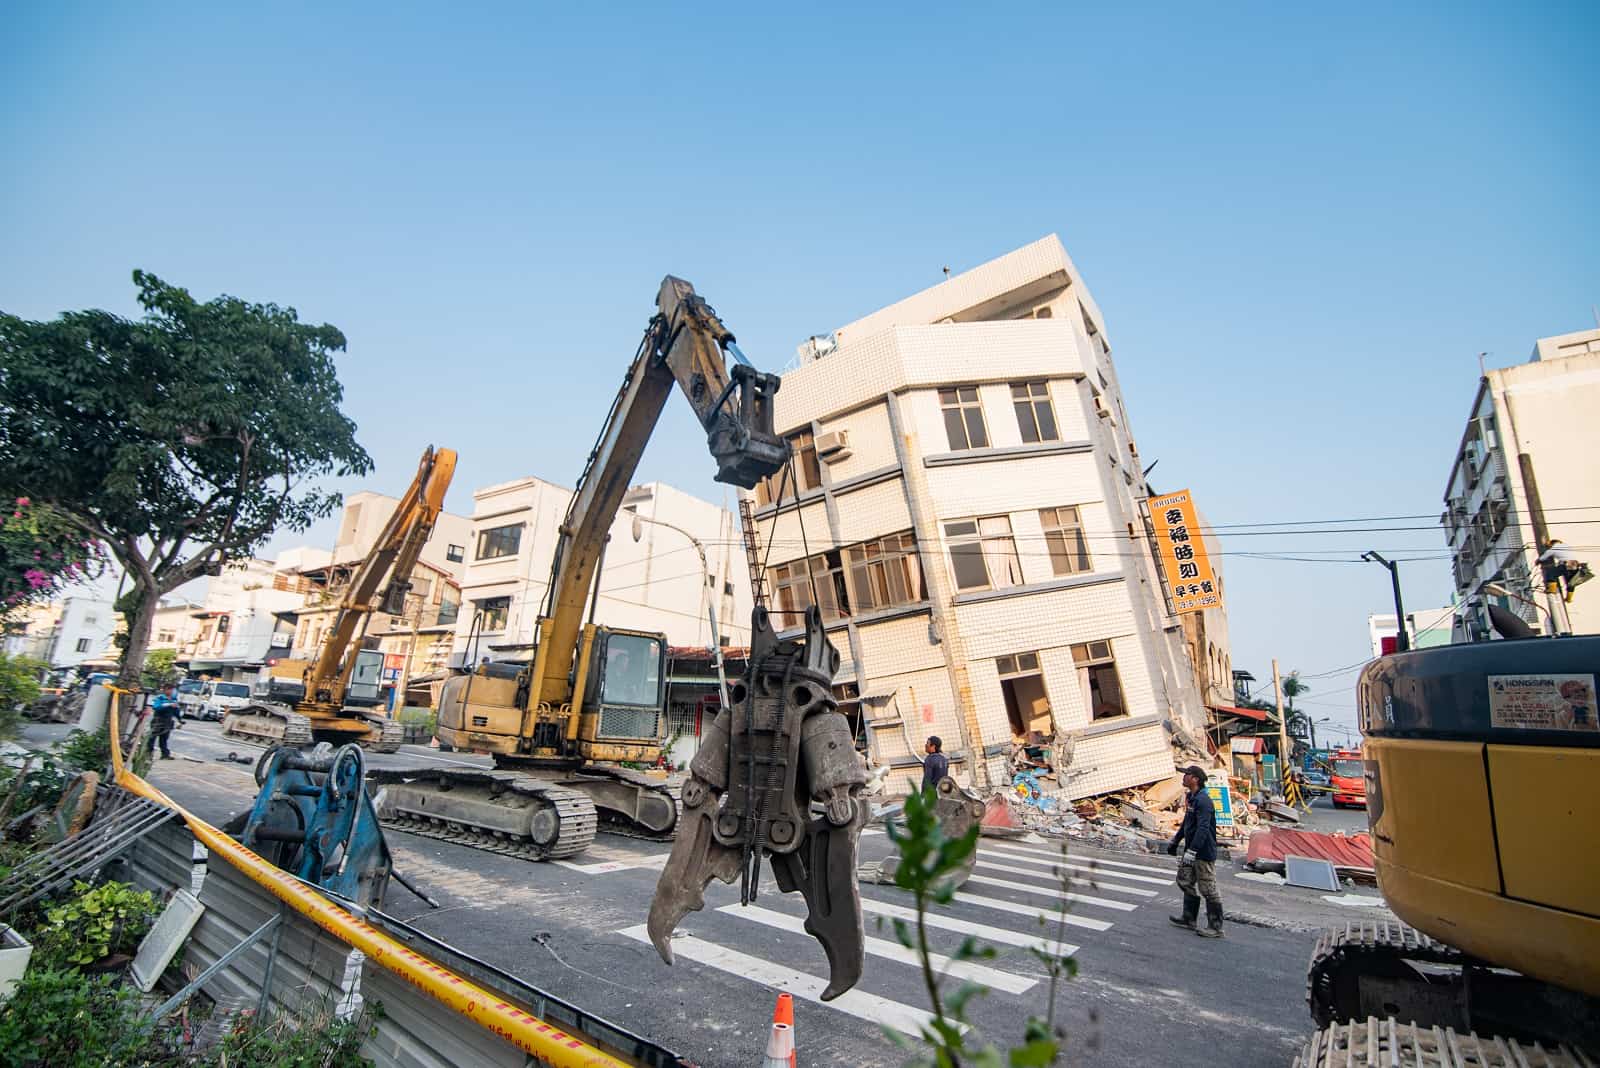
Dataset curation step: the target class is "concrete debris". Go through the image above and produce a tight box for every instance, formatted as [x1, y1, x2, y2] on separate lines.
[1263, 800, 1303, 823]
[1142, 775, 1187, 812]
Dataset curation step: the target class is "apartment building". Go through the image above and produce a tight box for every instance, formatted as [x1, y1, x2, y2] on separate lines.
[1442, 328, 1600, 639]
[451, 478, 750, 660]
[2, 595, 118, 669]
[184, 557, 303, 684]
[748, 235, 1225, 797]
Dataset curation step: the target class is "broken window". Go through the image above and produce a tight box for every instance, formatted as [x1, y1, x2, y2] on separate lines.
[844, 531, 924, 613]
[938, 386, 989, 451]
[771, 550, 848, 628]
[997, 651, 1051, 737]
[475, 595, 510, 632]
[756, 429, 823, 506]
[1040, 505, 1092, 576]
[1010, 381, 1059, 444]
[1072, 640, 1126, 721]
[945, 515, 1024, 592]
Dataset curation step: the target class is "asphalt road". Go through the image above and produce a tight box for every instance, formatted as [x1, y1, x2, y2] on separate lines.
[21, 720, 1372, 1068]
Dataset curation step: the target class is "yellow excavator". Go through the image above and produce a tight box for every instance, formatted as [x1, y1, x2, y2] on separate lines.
[371, 276, 785, 860]
[1299, 626, 1600, 1064]
[222, 445, 458, 753]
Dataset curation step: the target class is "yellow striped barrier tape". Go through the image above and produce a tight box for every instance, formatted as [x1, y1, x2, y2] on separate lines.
[107, 687, 630, 1068]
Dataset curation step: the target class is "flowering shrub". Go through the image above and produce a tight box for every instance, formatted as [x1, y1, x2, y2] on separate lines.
[0, 499, 104, 618]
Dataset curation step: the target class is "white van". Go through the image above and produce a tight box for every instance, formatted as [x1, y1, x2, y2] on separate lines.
[198, 680, 253, 721]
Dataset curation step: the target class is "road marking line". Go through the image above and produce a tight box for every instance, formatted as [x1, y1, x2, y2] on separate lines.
[722, 905, 1037, 995]
[963, 874, 1137, 912]
[973, 859, 1157, 897]
[554, 854, 668, 874]
[618, 925, 945, 1035]
[858, 897, 1079, 954]
[985, 841, 1174, 875]
[950, 891, 1112, 931]
[983, 846, 1171, 886]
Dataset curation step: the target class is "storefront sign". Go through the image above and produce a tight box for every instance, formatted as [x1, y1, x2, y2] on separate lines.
[1147, 489, 1222, 615]
[1205, 771, 1234, 830]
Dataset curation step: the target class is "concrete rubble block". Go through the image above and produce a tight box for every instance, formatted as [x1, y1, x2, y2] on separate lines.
[1142, 775, 1188, 812]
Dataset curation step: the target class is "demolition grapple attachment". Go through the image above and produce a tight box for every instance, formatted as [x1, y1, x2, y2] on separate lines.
[647, 606, 868, 1000]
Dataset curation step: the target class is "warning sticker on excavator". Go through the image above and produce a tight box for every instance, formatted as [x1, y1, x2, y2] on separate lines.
[1487, 673, 1599, 731]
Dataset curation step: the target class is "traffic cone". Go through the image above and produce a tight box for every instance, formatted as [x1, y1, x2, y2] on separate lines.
[761, 1022, 794, 1068]
[769, 992, 796, 1068]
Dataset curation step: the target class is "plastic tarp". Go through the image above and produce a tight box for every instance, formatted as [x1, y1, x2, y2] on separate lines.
[1245, 828, 1374, 876]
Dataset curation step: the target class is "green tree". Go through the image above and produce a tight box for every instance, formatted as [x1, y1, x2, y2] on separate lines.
[0, 271, 371, 686]
[0, 651, 46, 739]
[1281, 670, 1309, 713]
[138, 648, 179, 690]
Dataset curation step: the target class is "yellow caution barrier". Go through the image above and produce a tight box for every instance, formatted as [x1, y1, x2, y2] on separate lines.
[108, 688, 630, 1068]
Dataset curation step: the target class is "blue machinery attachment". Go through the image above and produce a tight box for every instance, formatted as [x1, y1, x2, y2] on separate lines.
[232, 744, 393, 908]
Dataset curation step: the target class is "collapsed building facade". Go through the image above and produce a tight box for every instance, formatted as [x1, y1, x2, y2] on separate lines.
[745, 236, 1229, 797]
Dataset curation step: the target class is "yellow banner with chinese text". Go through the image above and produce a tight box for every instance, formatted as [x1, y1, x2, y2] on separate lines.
[1148, 489, 1222, 615]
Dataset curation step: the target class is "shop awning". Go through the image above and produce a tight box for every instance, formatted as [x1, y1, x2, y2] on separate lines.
[1230, 736, 1266, 754]
[1211, 703, 1268, 722]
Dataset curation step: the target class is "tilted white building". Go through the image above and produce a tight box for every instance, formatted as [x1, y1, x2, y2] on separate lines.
[748, 235, 1225, 796]
[1442, 328, 1600, 639]
[451, 478, 751, 662]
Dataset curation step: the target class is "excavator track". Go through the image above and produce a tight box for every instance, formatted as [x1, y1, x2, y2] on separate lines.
[1307, 920, 1468, 1028]
[222, 704, 314, 748]
[368, 768, 598, 861]
[1294, 1017, 1595, 1068]
[357, 714, 405, 753]
[558, 766, 683, 841]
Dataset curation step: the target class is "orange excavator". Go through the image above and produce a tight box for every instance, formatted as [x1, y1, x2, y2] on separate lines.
[222, 445, 457, 752]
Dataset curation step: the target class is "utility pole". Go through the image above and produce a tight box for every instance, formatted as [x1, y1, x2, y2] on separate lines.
[1273, 658, 1289, 796]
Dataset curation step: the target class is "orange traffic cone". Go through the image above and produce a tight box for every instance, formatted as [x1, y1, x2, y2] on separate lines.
[761, 1022, 794, 1068]
[768, 992, 796, 1068]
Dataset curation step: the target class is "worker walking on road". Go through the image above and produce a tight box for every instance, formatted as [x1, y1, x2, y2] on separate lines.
[145, 682, 183, 760]
[921, 736, 949, 793]
[1168, 764, 1224, 938]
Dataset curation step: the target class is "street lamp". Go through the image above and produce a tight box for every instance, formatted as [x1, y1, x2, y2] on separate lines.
[628, 509, 730, 712]
[1361, 551, 1409, 652]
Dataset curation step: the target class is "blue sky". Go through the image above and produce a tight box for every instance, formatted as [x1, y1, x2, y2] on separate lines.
[4, 3, 1596, 734]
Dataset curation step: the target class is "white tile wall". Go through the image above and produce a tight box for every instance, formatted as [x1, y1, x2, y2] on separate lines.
[762, 500, 833, 565]
[952, 582, 1137, 662]
[856, 614, 944, 674]
[921, 452, 1104, 518]
[817, 402, 898, 482]
[1062, 726, 1175, 799]
[833, 479, 912, 544]
[863, 666, 958, 764]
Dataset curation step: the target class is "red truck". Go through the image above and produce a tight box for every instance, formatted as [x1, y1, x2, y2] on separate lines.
[1328, 748, 1367, 808]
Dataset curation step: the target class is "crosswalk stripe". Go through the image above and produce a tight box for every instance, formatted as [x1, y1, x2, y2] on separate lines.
[618, 926, 942, 1035]
[859, 896, 1080, 954]
[951, 891, 1112, 931]
[963, 873, 1137, 912]
[721, 905, 1038, 995]
[982, 845, 1171, 887]
[973, 859, 1158, 898]
[984, 841, 1174, 875]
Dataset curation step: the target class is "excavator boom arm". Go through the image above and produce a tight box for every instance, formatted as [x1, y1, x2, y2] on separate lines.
[530, 277, 786, 708]
[309, 445, 458, 705]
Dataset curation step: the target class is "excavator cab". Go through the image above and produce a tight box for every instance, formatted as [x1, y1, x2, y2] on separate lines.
[573, 627, 669, 764]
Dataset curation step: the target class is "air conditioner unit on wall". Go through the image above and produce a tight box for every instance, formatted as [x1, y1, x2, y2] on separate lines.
[816, 429, 851, 461]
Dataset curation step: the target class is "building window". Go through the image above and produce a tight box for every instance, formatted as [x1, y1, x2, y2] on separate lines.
[156, 630, 176, 644]
[945, 515, 1023, 592]
[446, 543, 465, 563]
[844, 532, 925, 613]
[771, 550, 847, 628]
[476, 524, 522, 560]
[996, 651, 1051, 737]
[475, 596, 511, 632]
[1010, 381, 1059, 443]
[938, 387, 989, 451]
[436, 588, 461, 626]
[75, 638, 91, 653]
[84, 613, 98, 626]
[757, 430, 823, 506]
[1072, 640, 1126, 721]
[1040, 506, 1092, 576]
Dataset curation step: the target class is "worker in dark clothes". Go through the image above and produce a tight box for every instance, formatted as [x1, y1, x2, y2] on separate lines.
[145, 683, 184, 760]
[921, 736, 949, 793]
[1167, 763, 1224, 938]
